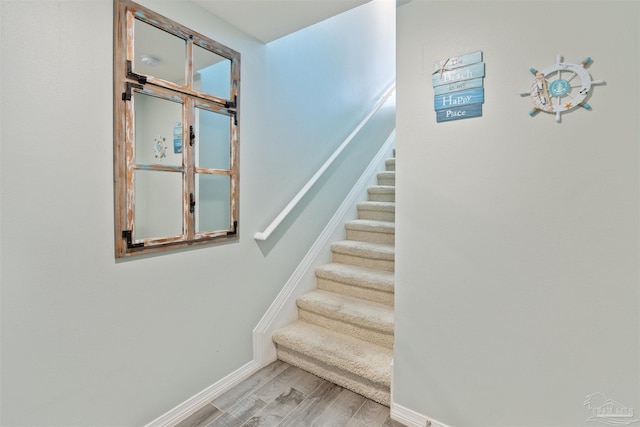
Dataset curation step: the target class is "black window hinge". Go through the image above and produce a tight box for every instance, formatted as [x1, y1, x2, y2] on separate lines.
[223, 96, 238, 125]
[227, 220, 238, 236]
[122, 81, 144, 101]
[122, 230, 144, 249]
[189, 193, 196, 214]
[225, 96, 237, 109]
[126, 60, 147, 84]
[189, 125, 195, 146]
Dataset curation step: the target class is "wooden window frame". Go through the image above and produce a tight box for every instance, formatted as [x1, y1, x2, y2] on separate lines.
[113, 0, 240, 258]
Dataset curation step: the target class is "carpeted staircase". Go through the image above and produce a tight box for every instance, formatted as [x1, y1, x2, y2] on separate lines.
[272, 151, 395, 406]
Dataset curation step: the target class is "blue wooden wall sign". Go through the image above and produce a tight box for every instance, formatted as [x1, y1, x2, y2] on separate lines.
[434, 88, 484, 111]
[432, 51, 485, 122]
[436, 103, 483, 123]
[434, 77, 483, 96]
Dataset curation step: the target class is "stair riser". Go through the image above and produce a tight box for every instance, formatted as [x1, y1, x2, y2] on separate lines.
[275, 346, 390, 406]
[377, 177, 395, 186]
[367, 192, 395, 203]
[297, 309, 394, 349]
[346, 229, 395, 245]
[357, 209, 395, 222]
[332, 252, 394, 272]
[316, 277, 394, 306]
[385, 159, 395, 171]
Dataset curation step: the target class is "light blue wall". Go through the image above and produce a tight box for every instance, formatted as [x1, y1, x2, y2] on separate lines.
[0, 0, 395, 425]
[395, 1, 639, 426]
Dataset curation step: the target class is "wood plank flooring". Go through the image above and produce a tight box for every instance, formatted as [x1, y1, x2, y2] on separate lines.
[174, 360, 406, 427]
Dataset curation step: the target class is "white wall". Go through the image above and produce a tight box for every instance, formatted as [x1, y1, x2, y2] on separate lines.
[0, 0, 395, 425]
[395, 1, 639, 426]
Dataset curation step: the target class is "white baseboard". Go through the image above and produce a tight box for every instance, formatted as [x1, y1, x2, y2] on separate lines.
[429, 418, 453, 427]
[391, 402, 452, 427]
[391, 403, 430, 427]
[252, 130, 396, 366]
[144, 359, 262, 427]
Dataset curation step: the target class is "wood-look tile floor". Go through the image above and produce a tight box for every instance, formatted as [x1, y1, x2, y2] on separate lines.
[174, 360, 406, 427]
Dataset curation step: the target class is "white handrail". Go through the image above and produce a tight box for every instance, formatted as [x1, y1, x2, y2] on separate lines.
[254, 83, 396, 241]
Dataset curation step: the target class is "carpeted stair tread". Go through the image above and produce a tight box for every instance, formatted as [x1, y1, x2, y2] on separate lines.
[357, 201, 395, 222]
[296, 290, 393, 348]
[345, 219, 395, 234]
[345, 220, 395, 244]
[376, 171, 395, 186]
[297, 290, 394, 334]
[331, 240, 395, 272]
[331, 240, 394, 260]
[345, 219, 395, 245]
[315, 263, 394, 306]
[385, 158, 395, 171]
[357, 201, 395, 213]
[367, 185, 395, 202]
[316, 263, 394, 293]
[272, 320, 392, 388]
[367, 185, 395, 194]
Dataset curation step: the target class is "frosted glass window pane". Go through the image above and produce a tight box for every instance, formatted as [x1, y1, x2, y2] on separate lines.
[195, 108, 230, 170]
[134, 92, 183, 166]
[134, 170, 182, 239]
[196, 174, 230, 233]
[134, 19, 186, 85]
[194, 44, 231, 100]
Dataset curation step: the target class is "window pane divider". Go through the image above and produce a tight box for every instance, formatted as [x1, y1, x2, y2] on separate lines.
[134, 164, 184, 173]
[194, 167, 232, 175]
[183, 99, 195, 242]
[137, 234, 186, 247]
[138, 75, 233, 111]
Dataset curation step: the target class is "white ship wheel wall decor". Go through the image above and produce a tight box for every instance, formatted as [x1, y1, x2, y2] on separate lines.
[520, 54, 605, 122]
